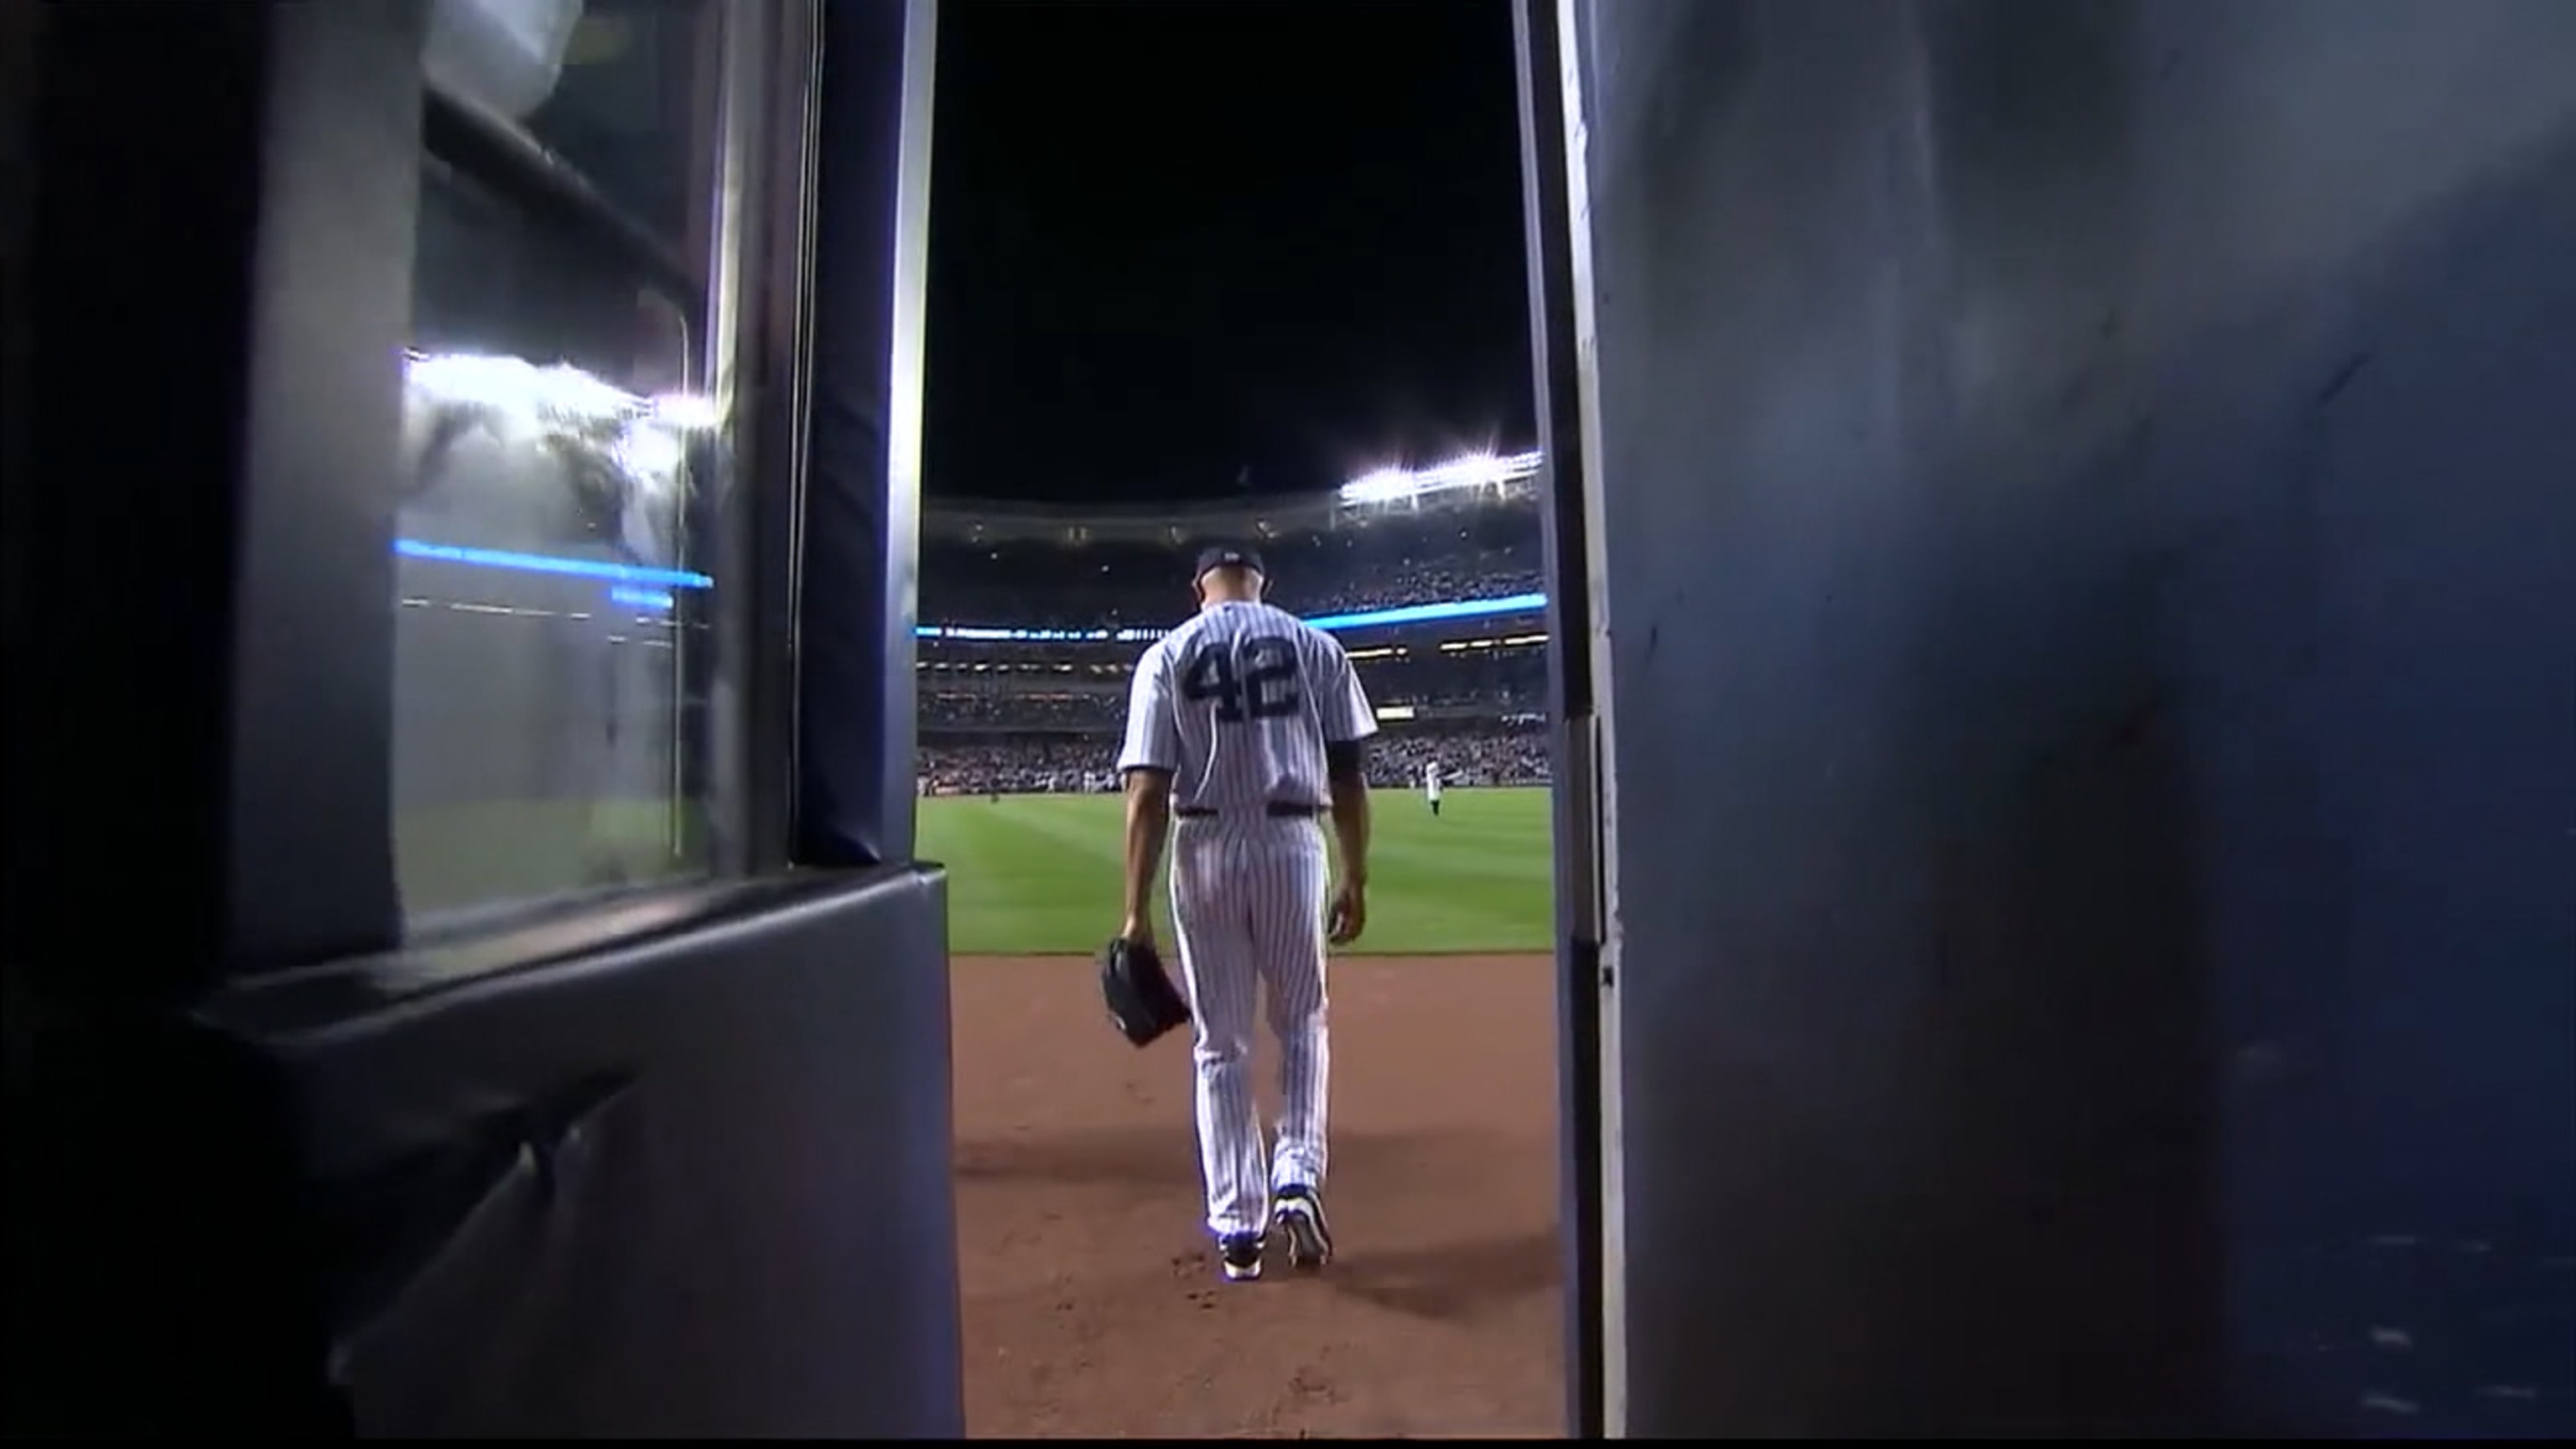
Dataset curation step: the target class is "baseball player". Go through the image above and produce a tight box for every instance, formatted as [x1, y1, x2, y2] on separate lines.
[1113, 544, 1377, 1283]
[1423, 758, 1442, 817]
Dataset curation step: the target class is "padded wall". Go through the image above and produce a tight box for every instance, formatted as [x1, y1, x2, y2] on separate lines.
[1576, 0, 2575, 1435]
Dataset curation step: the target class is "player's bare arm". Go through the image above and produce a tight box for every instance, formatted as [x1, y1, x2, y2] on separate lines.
[1325, 740, 1370, 944]
[1119, 767, 1172, 945]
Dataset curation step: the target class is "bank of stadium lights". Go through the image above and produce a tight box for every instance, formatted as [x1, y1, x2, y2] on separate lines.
[1337, 449, 1543, 506]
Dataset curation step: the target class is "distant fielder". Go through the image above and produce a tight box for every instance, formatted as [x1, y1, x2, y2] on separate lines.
[1114, 544, 1376, 1283]
[1423, 758, 1442, 817]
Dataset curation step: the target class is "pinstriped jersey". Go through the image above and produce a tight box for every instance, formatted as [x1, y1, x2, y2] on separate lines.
[1116, 601, 1378, 813]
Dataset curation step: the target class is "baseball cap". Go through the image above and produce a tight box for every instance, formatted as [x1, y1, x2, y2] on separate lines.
[1192, 544, 1266, 582]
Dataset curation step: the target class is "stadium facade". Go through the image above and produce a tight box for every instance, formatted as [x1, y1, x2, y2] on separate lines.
[919, 458, 1552, 795]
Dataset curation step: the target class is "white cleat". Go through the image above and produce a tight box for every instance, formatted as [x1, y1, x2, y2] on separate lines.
[1274, 1186, 1334, 1270]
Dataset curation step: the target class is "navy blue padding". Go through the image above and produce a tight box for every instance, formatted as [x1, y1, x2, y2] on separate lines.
[799, 0, 923, 868]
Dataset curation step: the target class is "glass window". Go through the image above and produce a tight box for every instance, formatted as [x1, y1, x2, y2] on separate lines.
[397, 0, 724, 925]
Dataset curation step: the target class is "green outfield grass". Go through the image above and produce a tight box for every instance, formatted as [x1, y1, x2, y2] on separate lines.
[921, 786, 1555, 956]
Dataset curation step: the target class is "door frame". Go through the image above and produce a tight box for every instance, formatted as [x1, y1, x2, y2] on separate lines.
[1513, 0, 1625, 1436]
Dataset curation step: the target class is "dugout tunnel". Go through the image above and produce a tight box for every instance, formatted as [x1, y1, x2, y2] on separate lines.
[8, 0, 2573, 1439]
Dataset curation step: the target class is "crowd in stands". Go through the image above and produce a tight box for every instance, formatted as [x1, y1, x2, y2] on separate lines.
[1291, 549, 1540, 617]
[919, 691, 1118, 731]
[922, 506, 1542, 630]
[919, 684, 1543, 734]
[918, 738, 1116, 796]
[1358, 649, 1547, 711]
[920, 684, 1543, 735]
[1359, 727, 1550, 790]
[919, 724, 1549, 797]
[918, 646, 1548, 734]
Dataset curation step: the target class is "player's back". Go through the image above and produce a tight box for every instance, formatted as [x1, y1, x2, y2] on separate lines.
[1140, 601, 1362, 813]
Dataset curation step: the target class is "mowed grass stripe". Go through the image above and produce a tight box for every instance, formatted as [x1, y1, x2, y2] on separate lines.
[920, 787, 1555, 956]
[929, 796, 1140, 954]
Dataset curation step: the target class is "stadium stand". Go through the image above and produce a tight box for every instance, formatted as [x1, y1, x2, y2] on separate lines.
[917, 454, 1552, 796]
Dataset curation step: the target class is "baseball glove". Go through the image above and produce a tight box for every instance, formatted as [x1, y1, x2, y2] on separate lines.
[1098, 936, 1191, 1048]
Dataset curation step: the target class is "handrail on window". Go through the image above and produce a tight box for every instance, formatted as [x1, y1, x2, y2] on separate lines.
[422, 83, 706, 311]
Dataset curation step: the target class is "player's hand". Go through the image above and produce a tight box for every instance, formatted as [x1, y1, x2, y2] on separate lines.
[1118, 913, 1156, 951]
[1327, 881, 1366, 945]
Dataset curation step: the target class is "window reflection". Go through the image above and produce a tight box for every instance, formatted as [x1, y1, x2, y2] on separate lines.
[427, 0, 714, 252]
[397, 1, 722, 924]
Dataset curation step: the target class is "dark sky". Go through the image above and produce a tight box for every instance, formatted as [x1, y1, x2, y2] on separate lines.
[923, 0, 1534, 506]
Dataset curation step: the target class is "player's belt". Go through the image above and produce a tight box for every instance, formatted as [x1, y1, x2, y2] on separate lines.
[1174, 802, 1324, 820]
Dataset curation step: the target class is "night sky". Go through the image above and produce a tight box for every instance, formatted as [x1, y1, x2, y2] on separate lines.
[923, 0, 1534, 506]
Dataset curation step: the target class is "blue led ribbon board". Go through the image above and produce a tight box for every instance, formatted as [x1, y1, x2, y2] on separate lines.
[1301, 592, 1546, 632]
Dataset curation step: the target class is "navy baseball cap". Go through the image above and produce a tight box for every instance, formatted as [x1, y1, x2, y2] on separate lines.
[1192, 544, 1266, 582]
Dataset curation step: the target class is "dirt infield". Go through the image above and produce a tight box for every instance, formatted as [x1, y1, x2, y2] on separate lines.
[951, 953, 1563, 1438]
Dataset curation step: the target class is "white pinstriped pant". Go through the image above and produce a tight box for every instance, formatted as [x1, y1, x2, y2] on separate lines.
[1169, 813, 1332, 1239]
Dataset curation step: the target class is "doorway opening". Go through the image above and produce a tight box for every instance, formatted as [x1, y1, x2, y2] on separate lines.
[913, 0, 1581, 1436]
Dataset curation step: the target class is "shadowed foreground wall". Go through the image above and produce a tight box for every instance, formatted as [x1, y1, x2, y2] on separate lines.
[1576, 0, 2575, 1436]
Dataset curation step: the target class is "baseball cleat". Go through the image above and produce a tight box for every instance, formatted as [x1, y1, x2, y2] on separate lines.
[1273, 1185, 1334, 1270]
[1218, 1232, 1265, 1282]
